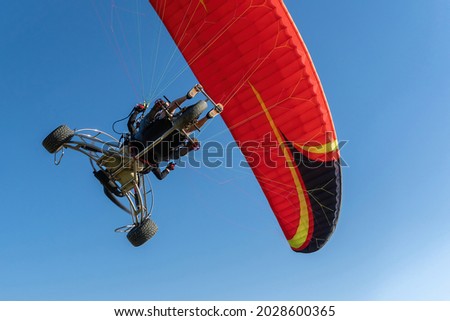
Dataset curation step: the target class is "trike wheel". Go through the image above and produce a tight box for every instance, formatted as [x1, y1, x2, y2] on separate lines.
[127, 217, 158, 247]
[42, 125, 74, 153]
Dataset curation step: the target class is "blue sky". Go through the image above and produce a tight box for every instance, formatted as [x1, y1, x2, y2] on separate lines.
[1, 0, 449, 300]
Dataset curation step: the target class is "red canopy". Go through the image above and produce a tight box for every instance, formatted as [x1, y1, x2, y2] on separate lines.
[149, 0, 342, 252]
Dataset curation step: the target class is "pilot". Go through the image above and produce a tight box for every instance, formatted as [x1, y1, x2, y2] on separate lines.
[126, 84, 223, 179]
[127, 84, 223, 139]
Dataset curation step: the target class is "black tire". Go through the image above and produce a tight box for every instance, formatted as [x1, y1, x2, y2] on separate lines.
[126, 217, 158, 247]
[42, 125, 74, 153]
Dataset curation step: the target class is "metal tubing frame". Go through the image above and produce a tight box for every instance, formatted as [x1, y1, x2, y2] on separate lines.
[57, 128, 153, 226]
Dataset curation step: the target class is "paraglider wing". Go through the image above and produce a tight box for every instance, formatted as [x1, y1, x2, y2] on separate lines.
[149, 0, 342, 253]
